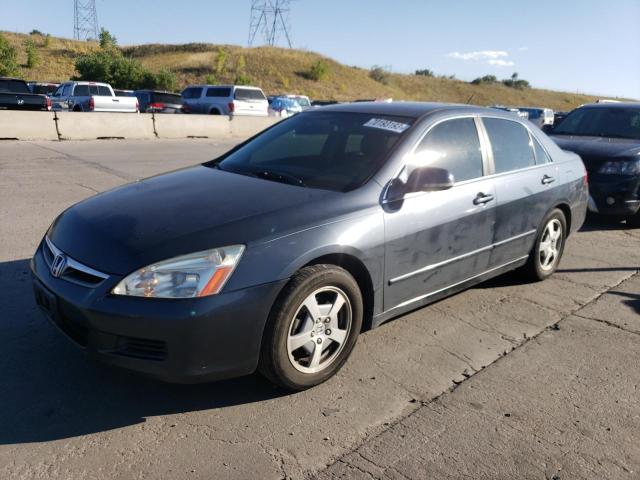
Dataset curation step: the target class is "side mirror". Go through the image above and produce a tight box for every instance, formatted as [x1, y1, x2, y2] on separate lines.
[406, 166, 455, 193]
[541, 124, 554, 134]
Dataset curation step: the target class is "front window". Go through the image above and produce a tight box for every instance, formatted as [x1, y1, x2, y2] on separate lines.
[182, 87, 203, 99]
[214, 112, 414, 191]
[553, 107, 640, 140]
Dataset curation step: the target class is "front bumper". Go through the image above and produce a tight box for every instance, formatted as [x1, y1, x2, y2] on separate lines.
[588, 174, 640, 216]
[31, 240, 287, 383]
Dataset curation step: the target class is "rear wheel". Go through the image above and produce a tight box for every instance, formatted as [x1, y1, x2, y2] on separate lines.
[259, 265, 363, 391]
[210, 109, 221, 115]
[522, 209, 567, 281]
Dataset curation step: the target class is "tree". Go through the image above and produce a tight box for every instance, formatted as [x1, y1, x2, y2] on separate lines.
[99, 28, 118, 50]
[0, 33, 19, 76]
[471, 74, 497, 85]
[415, 68, 434, 77]
[153, 69, 177, 91]
[369, 65, 390, 84]
[25, 39, 40, 69]
[502, 72, 530, 89]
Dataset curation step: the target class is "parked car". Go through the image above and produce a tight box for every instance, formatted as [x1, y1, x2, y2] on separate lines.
[27, 82, 60, 96]
[311, 100, 339, 107]
[50, 81, 139, 113]
[547, 103, 640, 226]
[0, 77, 51, 111]
[268, 96, 303, 117]
[181, 85, 268, 116]
[284, 94, 311, 110]
[553, 111, 570, 126]
[113, 89, 134, 97]
[490, 105, 529, 119]
[133, 90, 183, 114]
[518, 107, 554, 128]
[32, 102, 587, 390]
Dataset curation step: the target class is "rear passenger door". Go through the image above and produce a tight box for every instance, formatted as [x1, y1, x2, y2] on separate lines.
[480, 117, 560, 266]
[383, 117, 496, 310]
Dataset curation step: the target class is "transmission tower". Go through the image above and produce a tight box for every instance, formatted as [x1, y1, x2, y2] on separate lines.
[248, 0, 293, 48]
[74, 0, 99, 41]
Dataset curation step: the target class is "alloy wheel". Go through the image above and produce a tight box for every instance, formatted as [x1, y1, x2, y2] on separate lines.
[286, 286, 352, 374]
[538, 218, 563, 271]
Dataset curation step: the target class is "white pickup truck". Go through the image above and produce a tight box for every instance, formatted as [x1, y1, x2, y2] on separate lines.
[50, 81, 139, 113]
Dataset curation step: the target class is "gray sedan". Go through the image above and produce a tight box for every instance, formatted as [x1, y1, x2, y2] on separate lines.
[32, 102, 588, 390]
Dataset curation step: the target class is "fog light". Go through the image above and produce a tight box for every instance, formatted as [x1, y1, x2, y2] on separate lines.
[606, 197, 615, 205]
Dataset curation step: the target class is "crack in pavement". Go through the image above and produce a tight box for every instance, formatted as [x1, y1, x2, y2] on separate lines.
[26, 142, 137, 182]
[313, 270, 640, 479]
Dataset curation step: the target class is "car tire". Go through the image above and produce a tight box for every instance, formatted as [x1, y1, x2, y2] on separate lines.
[210, 109, 220, 115]
[258, 264, 363, 391]
[522, 208, 567, 281]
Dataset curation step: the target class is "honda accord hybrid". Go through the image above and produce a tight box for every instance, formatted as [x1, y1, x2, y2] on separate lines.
[32, 102, 588, 390]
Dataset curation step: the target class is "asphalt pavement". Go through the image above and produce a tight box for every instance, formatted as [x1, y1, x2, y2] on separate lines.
[1, 139, 638, 480]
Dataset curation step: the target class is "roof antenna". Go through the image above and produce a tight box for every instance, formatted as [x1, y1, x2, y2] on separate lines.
[466, 94, 475, 105]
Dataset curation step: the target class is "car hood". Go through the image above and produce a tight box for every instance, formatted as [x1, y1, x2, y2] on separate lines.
[48, 165, 339, 275]
[551, 135, 640, 159]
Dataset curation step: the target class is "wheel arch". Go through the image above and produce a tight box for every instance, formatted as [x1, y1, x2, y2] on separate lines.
[302, 253, 375, 332]
[553, 202, 572, 235]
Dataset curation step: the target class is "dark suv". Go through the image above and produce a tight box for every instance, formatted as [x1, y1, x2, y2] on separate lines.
[548, 103, 640, 226]
[132, 90, 183, 114]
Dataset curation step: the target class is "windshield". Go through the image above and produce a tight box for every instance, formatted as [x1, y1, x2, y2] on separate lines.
[553, 107, 640, 140]
[215, 112, 414, 191]
[294, 96, 311, 107]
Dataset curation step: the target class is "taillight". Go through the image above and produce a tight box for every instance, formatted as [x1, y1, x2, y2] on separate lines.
[584, 168, 588, 186]
[89, 96, 95, 111]
[149, 102, 165, 110]
[45, 97, 52, 111]
[228, 101, 235, 113]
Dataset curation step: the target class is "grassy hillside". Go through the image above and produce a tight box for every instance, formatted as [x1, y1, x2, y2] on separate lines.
[2, 30, 625, 110]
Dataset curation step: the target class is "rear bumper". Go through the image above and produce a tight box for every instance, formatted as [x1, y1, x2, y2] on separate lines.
[31, 240, 287, 383]
[588, 174, 640, 216]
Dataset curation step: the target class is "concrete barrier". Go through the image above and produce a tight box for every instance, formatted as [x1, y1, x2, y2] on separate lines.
[0, 111, 58, 140]
[154, 114, 231, 139]
[230, 116, 279, 138]
[55, 112, 156, 140]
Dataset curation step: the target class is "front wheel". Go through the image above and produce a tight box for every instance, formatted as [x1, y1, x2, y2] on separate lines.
[522, 209, 567, 281]
[627, 212, 640, 228]
[259, 265, 363, 391]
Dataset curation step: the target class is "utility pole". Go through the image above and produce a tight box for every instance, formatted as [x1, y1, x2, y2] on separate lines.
[74, 0, 99, 41]
[248, 0, 293, 48]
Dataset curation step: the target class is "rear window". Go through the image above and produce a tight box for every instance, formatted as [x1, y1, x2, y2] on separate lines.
[234, 88, 266, 101]
[98, 86, 112, 96]
[0, 80, 30, 94]
[31, 84, 58, 95]
[182, 87, 203, 99]
[74, 85, 89, 96]
[152, 92, 182, 104]
[206, 87, 231, 97]
[483, 118, 535, 173]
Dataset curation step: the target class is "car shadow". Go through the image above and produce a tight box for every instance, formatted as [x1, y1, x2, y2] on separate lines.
[607, 291, 640, 315]
[580, 213, 637, 232]
[0, 258, 289, 446]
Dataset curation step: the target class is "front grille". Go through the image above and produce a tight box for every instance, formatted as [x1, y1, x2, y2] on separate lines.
[115, 336, 168, 361]
[43, 237, 109, 287]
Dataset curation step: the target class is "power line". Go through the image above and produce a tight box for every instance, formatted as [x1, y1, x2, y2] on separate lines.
[248, 0, 293, 48]
[74, 0, 99, 41]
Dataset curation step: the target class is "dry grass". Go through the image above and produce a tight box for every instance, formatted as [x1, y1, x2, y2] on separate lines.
[3, 30, 628, 110]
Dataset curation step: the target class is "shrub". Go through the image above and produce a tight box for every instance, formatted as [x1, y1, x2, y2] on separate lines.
[152, 69, 177, 91]
[502, 72, 530, 90]
[43, 34, 51, 47]
[30, 29, 44, 36]
[369, 65, 390, 84]
[415, 68, 434, 77]
[234, 73, 252, 85]
[0, 33, 19, 76]
[471, 74, 497, 85]
[25, 39, 40, 69]
[205, 74, 217, 85]
[215, 49, 227, 75]
[307, 60, 329, 81]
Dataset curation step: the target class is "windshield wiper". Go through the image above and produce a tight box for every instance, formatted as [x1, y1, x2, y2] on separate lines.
[249, 169, 307, 187]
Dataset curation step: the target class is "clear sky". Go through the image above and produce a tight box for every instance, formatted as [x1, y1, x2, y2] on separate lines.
[2, 0, 639, 98]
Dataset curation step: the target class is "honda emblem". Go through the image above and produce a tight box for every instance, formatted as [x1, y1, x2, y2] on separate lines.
[50, 253, 67, 278]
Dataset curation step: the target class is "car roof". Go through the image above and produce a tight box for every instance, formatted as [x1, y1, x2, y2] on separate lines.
[315, 101, 502, 119]
[578, 102, 640, 110]
[186, 85, 263, 90]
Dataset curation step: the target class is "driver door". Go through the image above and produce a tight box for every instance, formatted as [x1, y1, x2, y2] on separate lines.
[383, 117, 496, 310]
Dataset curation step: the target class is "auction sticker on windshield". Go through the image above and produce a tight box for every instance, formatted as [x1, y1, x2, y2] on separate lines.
[363, 118, 410, 134]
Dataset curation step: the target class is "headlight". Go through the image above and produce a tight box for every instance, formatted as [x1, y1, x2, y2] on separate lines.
[598, 159, 640, 175]
[112, 245, 245, 298]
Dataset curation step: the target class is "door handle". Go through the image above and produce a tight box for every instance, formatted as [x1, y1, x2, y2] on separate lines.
[473, 192, 494, 205]
[541, 174, 555, 185]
